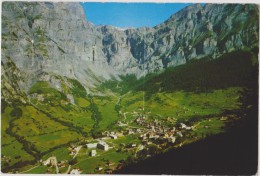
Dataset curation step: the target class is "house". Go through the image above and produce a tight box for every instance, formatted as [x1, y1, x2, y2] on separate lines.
[151, 135, 160, 140]
[43, 160, 49, 166]
[70, 144, 76, 149]
[180, 123, 191, 130]
[128, 129, 134, 135]
[118, 121, 127, 126]
[186, 126, 191, 130]
[147, 132, 156, 139]
[117, 165, 123, 170]
[110, 134, 118, 139]
[59, 163, 66, 168]
[60, 160, 67, 164]
[168, 136, 176, 143]
[139, 134, 147, 140]
[96, 167, 103, 171]
[130, 143, 137, 148]
[163, 133, 169, 139]
[50, 158, 56, 166]
[106, 161, 115, 166]
[171, 127, 176, 132]
[89, 150, 96, 157]
[220, 116, 228, 121]
[105, 169, 113, 174]
[126, 143, 137, 148]
[43, 156, 57, 166]
[180, 123, 187, 129]
[70, 150, 76, 155]
[177, 131, 183, 137]
[70, 168, 81, 174]
[86, 143, 97, 149]
[135, 118, 140, 123]
[102, 131, 111, 136]
[136, 129, 142, 133]
[151, 126, 155, 132]
[97, 141, 109, 151]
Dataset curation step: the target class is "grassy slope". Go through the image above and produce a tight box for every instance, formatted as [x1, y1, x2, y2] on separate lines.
[92, 96, 118, 130]
[1, 107, 35, 167]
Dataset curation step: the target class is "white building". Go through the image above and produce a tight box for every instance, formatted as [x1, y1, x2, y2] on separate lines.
[180, 123, 187, 129]
[86, 143, 97, 149]
[89, 150, 97, 157]
[97, 141, 109, 151]
[43, 156, 56, 166]
[180, 123, 191, 130]
[70, 169, 81, 174]
[110, 134, 118, 139]
[168, 136, 176, 143]
[177, 131, 183, 137]
[131, 143, 137, 147]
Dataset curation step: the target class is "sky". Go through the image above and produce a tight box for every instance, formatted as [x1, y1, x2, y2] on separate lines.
[80, 3, 191, 28]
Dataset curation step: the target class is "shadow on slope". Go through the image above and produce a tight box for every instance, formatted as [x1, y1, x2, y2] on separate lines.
[139, 48, 258, 94]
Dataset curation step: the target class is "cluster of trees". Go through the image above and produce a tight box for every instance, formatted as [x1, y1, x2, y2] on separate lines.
[88, 96, 102, 138]
[138, 49, 258, 94]
[68, 158, 78, 165]
[2, 159, 37, 173]
[1, 99, 8, 113]
[10, 107, 23, 118]
[100, 74, 149, 95]
[29, 81, 67, 106]
[68, 79, 87, 97]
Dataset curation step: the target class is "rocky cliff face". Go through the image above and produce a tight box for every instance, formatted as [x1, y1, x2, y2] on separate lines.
[1, 2, 259, 99]
[2, 2, 115, 94]
[100, 3, 259, 73]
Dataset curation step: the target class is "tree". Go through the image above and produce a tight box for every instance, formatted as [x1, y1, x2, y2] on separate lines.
[68, 158, 77, 165]
[1, 99, 8, 113]
[148, 144, 160, 156]
[138, 149, 148, 159]
[126, 155, 135, 165]
[10, 107, 22, 118]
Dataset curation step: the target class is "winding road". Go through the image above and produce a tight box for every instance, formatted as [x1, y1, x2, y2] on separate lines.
[73, 145, 82, 159]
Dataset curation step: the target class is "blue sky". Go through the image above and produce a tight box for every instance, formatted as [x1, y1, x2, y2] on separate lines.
[80, 3, 191, 28]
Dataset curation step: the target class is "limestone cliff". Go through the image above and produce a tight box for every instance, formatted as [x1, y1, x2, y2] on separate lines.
[1, 2, 259, 100]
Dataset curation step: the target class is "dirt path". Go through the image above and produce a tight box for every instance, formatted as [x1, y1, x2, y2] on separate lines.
[65, 165, 71, 174]
[19, 164, 40, 174]
[73, 145, 82, 159]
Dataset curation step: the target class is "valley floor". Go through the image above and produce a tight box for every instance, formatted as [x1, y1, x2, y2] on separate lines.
[1, 87, 258, 174]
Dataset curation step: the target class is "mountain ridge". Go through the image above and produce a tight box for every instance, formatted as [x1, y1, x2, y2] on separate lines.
[1, 2, 259, 101]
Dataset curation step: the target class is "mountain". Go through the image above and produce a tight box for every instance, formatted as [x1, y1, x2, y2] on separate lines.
[1, 2, 259, 174]
[1, 2, 259, 102]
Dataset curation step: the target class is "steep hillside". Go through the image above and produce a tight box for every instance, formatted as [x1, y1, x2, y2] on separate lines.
[138, 49, 258, 93]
